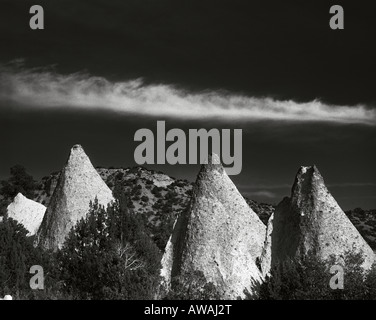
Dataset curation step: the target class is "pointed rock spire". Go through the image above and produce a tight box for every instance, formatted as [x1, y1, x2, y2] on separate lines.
[6, 193, 46, 236]
[262, 165, 375, 273]
[161, 153, 266, 299]
[36, 144, 114, 250]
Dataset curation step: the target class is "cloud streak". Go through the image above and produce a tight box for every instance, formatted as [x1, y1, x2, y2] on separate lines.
[243, 191, 277, 199]
[1, 64, 375, 124]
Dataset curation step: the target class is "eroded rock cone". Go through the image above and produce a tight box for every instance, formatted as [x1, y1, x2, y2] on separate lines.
[7, 193, 46, 236]
[36, 144, 114, 250]
[262, 165, 375, 274]
[161, 154, 266, 299]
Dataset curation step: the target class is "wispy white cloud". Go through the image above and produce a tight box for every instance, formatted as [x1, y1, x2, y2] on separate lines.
[243, 191, 277, 199]
[1, 64, 375, 124]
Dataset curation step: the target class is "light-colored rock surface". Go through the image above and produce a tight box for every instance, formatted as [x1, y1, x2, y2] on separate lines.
[262, 166, 375, 273]
[160, 230, 175, 289]
[161, 154, 266, 299]
[6, 193, 46, 236]
[36, 144, 114, 251]
[152, 173, 173, 188]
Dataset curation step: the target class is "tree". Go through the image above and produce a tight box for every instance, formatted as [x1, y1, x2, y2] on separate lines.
[0, 217, 31, 296]
[1, 165, 37, 201]
[165, 270, 221, 300]
[364, 264, 376, 299]
[0, 217, 62, 299]
[58, 196, 162, 299]
[257, 252, 376, 300]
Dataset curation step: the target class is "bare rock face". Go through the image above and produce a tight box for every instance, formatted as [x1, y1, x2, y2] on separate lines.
[151, 173, 174, 188]
[262, 166, 375, 274]
[36, 144, 114, 250]
[6, 193, 46, 236]
[161, 154, 266, 299]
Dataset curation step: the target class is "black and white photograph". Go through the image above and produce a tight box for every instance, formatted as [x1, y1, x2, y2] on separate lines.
[0, 0, 376, 306]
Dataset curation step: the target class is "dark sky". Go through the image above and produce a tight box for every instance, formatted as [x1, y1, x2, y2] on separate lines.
[0, 0, 376, 210]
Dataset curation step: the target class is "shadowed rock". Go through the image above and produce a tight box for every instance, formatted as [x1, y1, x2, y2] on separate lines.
[262, 166, 375, 274]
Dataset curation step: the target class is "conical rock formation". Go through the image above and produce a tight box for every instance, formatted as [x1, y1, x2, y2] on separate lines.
[36, 144, 114, 250]
[161, 154, 266, 299]
[262, 166, 375, 274]
[6, 193, 46, 236]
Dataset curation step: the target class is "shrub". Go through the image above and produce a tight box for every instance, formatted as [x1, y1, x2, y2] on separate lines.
[257, 252, 376, 300]
[165, 270, 221, 300]
[0, 165, 37, 201]
[58, 198, 162, 299]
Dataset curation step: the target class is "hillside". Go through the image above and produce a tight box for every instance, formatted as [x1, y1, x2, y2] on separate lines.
[346, 208, 376, 251]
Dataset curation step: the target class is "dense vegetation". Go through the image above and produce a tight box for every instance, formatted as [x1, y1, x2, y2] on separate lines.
[165, 270, 221, 300]
[0, 165, 37, 216]
[58, 195, 162, 299]
[0, 174, 162, 299]
[254, 253, 376, 300]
